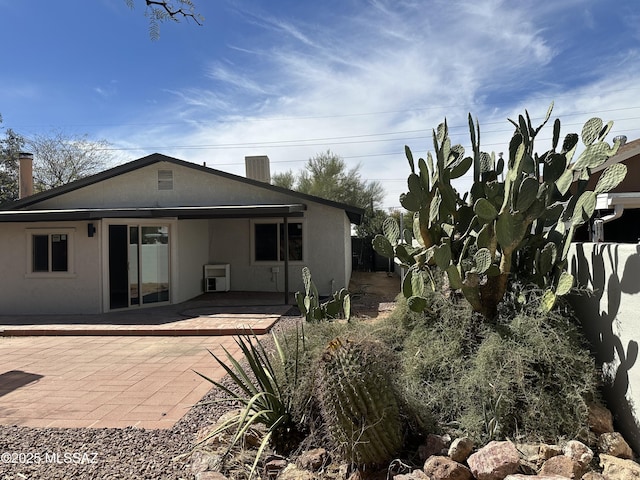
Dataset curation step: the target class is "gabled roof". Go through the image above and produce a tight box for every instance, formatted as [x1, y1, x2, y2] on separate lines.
[2, 153, 364, 224]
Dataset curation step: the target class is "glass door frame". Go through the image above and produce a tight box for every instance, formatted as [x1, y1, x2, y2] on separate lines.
[102, 218, 176, 312]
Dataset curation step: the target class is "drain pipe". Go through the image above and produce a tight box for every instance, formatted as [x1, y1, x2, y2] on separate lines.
[592, 204, 624, 242]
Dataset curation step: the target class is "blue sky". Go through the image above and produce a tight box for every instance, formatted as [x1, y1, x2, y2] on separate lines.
[1, 0, 639, 209]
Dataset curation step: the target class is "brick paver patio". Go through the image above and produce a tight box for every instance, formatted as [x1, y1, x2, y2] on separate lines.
[0, 335, 244, 429]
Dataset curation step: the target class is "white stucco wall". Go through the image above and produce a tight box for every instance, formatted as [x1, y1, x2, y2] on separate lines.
[568, 243, 640, 452]
[175, 219, 209, 303]
[208, 203, 351, 296]
[31, 161, 305, 209]
[6, 160, 357, 311]
[0, 221, 102, 314]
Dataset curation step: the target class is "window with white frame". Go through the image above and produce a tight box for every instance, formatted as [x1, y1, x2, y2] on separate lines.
[253, 220, 303, 262]
[28, 229, 74, 274]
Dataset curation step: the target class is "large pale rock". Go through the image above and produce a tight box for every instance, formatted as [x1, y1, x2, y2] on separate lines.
[423, 455, 473, 480]
[598, 432, 634, 459]
[600, 454, 640, 480]
[449, 437, 475, 463]
[467, 441, 520, 480]
[588, 403, 615, 435]
[419, 433, 452, 461]
[563, 440, 594, 469]
[540, 454, 584, 479]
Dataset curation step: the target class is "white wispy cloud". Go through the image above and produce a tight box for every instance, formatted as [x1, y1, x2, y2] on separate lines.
[105, 0, 640, 208]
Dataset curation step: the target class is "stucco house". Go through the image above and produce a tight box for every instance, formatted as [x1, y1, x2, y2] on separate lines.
[0, 153, 363, 315]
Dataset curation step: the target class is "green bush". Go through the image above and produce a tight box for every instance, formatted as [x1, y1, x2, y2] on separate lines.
[391, 291, 601, 443]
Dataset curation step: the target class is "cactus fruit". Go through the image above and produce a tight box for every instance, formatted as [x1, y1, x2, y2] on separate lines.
[316, 337, 404, 466]
[374, 104, 627, 319]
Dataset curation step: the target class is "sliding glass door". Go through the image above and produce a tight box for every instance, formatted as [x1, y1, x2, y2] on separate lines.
[109, 224, 170, 309]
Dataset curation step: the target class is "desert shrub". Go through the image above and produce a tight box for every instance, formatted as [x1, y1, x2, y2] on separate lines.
[393, 289, 601, 444]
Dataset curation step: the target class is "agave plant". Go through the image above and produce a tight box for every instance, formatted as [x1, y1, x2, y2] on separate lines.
[195, 326, 306, 478]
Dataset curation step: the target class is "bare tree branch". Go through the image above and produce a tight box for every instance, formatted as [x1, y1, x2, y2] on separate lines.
[144, 0, 203, 25]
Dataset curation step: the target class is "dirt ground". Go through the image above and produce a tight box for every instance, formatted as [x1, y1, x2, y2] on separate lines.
[348, 270, 402, 318]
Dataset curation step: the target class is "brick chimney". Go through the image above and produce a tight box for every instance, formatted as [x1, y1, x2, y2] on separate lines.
[245, 155, 271, 183]
[19, 152, 34, 199]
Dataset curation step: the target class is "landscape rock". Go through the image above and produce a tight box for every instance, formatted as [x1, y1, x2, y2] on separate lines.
[599, 454, 640, 480]
[581, 472, 606, 480]
[196, 472, 229, 480]
[449, 437, 475, 463]
[588, 403, 615, 435]
[190, 449, 221, 474]
[277, 463, 317, 480]
[539, 444, 563, 463]
[504, 475, 570, 480]
[394, 470, 430, 480]
[516, 444, 542, 463]
[598, 432, 634, 459]
[516, 443, 543, 473]
[563, 440, 594, 469]
[467, 441, 520, 480]
[297, 448, 330, 471]
[423, 455, 473, 480]
[419, 433, 453, 461]
[539, 454, 584, 479]
[264, 457, 288, 478]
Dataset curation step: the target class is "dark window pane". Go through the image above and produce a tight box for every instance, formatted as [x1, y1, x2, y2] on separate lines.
[280, 223, 303, 261]
[33, 235, 49, 272]
[255, 223, 278, 261]
[51, 234, 68, 272]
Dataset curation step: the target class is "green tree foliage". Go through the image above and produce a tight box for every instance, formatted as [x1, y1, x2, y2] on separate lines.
[0, 118, 26, 204]
[272, 150, 386, 238]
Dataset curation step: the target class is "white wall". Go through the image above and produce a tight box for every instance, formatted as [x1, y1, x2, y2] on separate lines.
[0, 221, 102, 314]
[568, 243, 640, 452]
[175, 219, 209, 302]
[208, 203, 351, 296]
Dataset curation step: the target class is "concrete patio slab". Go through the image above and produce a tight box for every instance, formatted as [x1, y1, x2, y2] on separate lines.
[0, 335, 246, 429]
[0, 291, 292, 337]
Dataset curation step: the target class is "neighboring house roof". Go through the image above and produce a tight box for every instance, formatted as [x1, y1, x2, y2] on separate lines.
[0, 153, 364, 224]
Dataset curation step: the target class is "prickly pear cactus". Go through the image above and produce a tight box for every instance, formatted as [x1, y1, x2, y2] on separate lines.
[316, 337, 403, 466]
[295, 267, 351, 321]
[374, 103, 627, 319]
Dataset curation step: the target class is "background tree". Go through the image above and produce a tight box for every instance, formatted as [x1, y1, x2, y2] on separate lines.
[26, 131, 113, 192]
[0, 117, 26, 204]
[272, 150, 386, 238]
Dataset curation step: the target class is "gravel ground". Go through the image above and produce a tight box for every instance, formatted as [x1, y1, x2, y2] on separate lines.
[0, 385, 231, 480]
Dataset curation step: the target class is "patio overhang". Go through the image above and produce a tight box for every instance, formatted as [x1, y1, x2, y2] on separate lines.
[0, 203, 307, 222]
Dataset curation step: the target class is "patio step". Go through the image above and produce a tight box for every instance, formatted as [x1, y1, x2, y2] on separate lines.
[0, 313, 282, 337]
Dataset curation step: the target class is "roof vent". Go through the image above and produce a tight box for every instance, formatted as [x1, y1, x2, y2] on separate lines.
[158, 170, 173, 190]
[245, 155, 271, 183]
[614, 135, 627, 147]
